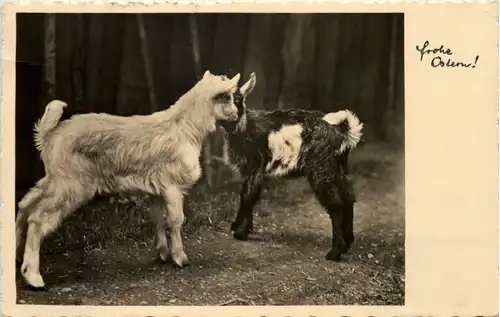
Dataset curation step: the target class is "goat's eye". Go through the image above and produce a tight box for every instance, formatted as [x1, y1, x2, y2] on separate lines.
[214, 93, 231, 103]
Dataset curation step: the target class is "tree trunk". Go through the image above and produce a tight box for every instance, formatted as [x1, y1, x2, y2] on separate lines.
[312, 14, 340, 112]
[117, 15, 148, 115]
[40, 13, 56, 181]
[334, 14, 364, 112]
[296, 15, 316, 109]
[356, 14, 384, 135]
[190, 14, 213, 189]
[189, 15, 203, 77]
[277, 15, 310, 110]
[168, 15, 197, 106]
[98, 15, 126, 114]
[262, 14, 288, 110]
[137, 14, 158, 112]
[386, 14, 399, 140]
[210, 14, 249, 78]
[71, 14, 85, 112]
[242, 15, 271, 110]
[144, 15, 174, 109]
[43, 13, 56, 102]
[84, 15, 103, 112]
[373, 14, 393, 141]
[54, 14, 74, 109]
[395, 14, 405, 118]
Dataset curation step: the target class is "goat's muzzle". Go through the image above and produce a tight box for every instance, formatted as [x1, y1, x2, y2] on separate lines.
[226, 104, 239, 121]
[228, 113, 239, 121]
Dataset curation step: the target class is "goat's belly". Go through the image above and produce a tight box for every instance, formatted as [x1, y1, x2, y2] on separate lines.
[277, 170, 304, 179]
[98, 175, 158, 195]
[265, 162, 302, 178]
[97, 163, 202, 195]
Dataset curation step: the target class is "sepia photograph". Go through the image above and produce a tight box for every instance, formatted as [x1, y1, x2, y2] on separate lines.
[12, 12, 406, 306]
[1, 2, 498, 316]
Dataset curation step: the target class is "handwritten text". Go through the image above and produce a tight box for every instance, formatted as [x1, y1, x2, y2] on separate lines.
[415, 41, 479, 69]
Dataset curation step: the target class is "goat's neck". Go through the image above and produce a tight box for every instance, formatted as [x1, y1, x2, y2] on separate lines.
[158, 86, 215, 147]
[236, 110, 248, 132]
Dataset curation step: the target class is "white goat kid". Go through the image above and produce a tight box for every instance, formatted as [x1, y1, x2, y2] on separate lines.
[15, 70, 241, 289]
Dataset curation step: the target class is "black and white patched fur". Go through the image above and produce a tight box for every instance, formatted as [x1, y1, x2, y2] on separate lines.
[218, 72, 363, 262]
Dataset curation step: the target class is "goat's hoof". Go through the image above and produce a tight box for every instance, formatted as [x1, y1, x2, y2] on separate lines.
[21, 265, 45, 289]
[172, 250, 189, 267]
[325, 249, 342, 262]
[157, 245, 170, 262]
[26, 284, 48, 292]
[233, 230, 249, 241]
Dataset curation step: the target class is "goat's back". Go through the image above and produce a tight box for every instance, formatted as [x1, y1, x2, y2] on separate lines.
[38, 111, 202, 191]
[225, 109, 349, 177]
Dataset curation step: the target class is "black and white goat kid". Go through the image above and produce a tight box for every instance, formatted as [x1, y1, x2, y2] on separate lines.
[219, 73, 363, 262]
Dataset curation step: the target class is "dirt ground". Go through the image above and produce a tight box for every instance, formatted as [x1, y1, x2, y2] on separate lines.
[16, 142, 405, 306]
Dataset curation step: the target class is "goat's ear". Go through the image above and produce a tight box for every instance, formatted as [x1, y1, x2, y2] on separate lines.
[225, 73, 240, 92]
[240, 72, 257, 96]
[203, 70, 211, 79]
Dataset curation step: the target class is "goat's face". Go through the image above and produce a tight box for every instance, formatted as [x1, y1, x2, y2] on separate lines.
[219, 72, 257, 133]
[200, 70, 240, 122]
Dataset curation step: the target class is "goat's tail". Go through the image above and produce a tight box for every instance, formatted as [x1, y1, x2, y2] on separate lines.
[322, 109, 363, 152]
[33, 100, 67, 151]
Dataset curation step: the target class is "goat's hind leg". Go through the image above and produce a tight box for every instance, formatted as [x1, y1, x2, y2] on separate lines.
[22, 209, 62, 289]
[341, 203, 354, 254]
[324, 204, 347, 262]
[21, 179, 94, 289]
[307, 174, 348, 261]
[148, 197, 170, 262]
[16, 180, 47, 265]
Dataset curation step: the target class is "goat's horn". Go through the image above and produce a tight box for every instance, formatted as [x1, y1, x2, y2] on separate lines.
[230, 73, 241, 84]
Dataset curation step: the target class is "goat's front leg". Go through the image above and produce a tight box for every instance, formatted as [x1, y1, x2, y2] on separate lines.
[148, 197, 170, 262]
[163, 186, 189, 267]
[232, 170, 263, 241]
[231, 205, 254, 233]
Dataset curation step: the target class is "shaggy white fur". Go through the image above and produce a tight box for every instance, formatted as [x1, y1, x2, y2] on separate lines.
[16, 70, 241, 289]
[265, 124, 304, 177]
